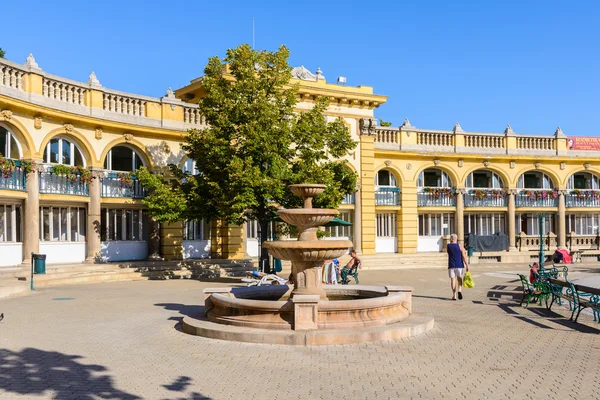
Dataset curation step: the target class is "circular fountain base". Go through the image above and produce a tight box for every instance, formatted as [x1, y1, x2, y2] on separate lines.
[181, 285, 434, 346]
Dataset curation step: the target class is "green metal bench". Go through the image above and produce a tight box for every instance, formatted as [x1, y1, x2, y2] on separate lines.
[518, 274, 551, 308]
[548, 278, 600, 323]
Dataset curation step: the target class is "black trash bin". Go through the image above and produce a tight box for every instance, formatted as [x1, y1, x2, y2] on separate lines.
[32, 253, 46, 274]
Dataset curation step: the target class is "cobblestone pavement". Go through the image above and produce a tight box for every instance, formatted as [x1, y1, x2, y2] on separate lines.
[0, 264, 599, 400]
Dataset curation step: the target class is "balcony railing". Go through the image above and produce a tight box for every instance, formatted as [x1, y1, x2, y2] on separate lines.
[515, 189, 558, 207]
[417, 188, 455, 206]
[566, 190, 600, 208]
[0, 161, 26, 191]
[375, 187, 401, 206]
[101, 173, 147, 198]
[341, 192, 355, 205]
[39, 167, 89, 196]
[464, 189, 507, 207]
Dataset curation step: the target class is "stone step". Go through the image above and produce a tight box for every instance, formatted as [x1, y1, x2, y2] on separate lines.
[30, 270, 144, 288]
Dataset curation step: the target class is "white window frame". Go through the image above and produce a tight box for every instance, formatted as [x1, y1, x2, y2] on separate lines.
[0, 124, 22, 159]
[418, 213, 455, 236]
[102, 208, 145, 241]
[325, 211, 353, 238]
[567, 172, 600, 190]
[44, 138, 85, 166]
[418, 169, 452, 188]
[466, 171, 504, 189]
[104, 146, 144, 171]
[465, 213, 506, 236]
[183, 219, 210, 240]
[375, 169, 397, 187]
[376, 213, 397, 237]
[0, 203, 21, 242]
[39, 206, 86, 242]
[517, 172, 554, 189]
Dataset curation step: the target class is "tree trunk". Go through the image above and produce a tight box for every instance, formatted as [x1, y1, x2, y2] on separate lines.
[258, 218, 271, 273]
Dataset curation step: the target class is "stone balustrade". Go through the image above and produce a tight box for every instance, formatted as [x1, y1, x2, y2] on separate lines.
[183, 105, 205, 126]
[417, 131, 453, 147]
[103, 92, 146, 117]
[516, 136, 555, 151]
[0, 62, 25, 91]
[373, 122, 572, 156]
[517, 232, 557, 252]
[567, 232, 600, 251]
[43, 77, 87, 106]
[464, 133, 504, 149]
[0, 56, 208, 131]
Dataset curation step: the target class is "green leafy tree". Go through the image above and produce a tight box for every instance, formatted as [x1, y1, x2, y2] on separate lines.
[138, 44, 357, 271]
[0, 48, 5, 59]
[379, 119, 392, 127]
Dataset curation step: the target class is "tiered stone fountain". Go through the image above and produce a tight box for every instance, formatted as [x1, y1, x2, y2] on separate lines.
[182, 184, 433, 345]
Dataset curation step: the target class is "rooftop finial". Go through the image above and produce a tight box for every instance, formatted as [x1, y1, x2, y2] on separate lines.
[453, 122, 463, 133]
[24, 53, 40, 70]
[165, 87, 175, 98]
[87, 72, 101, 87]
[504, 124, 514, 135]
[555, 126, 565, 137]
[316, 67, 325, 81]
[401, 118, 412, 128]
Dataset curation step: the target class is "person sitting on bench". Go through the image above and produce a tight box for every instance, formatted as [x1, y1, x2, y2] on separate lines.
[341, 249, 362, 284]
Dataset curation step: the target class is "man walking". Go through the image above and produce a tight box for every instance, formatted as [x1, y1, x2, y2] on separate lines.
[447, 234, 469, 300]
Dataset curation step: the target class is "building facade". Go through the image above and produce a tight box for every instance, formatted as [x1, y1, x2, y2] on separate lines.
[1, 54, 599, 267]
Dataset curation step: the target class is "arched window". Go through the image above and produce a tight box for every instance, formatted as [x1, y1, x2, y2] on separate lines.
[418, 168, 452, 187]
[568, 172, 600, 189]
[375, 169, 397, 187]
[43, 137, 85, 166]
[104, 146, 143, 172]
[466, 170, 504, 188]
[517, 171, 554, 189]
[0, 125, 22, 159]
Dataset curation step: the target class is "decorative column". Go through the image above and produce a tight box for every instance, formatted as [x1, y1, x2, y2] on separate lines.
[558, 190, 567, 250]
[85, 169, 102, 263]
[455, 188, 465, 246]
[21, 161, 40, 265]
[353, 187, 362, 253]
[507, 189, 517, 251]
[147, 217, 162, 259]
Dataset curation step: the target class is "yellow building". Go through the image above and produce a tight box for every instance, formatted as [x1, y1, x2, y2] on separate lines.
[0, 54, 598, 267]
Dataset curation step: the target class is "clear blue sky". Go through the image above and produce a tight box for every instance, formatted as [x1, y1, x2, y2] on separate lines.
[2, 0, 599, 136]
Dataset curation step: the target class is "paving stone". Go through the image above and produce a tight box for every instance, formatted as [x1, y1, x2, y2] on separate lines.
[0, 264, 598, 399]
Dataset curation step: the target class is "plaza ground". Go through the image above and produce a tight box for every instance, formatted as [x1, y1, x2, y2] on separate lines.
[0, 264, 598, 400]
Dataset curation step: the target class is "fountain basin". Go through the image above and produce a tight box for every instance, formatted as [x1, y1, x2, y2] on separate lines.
[276, 208, 339, 228]
[182, 285, 434, 345]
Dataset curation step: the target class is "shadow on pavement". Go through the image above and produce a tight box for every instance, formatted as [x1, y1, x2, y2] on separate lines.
[155, 303, 204, 319]
[0, 348, 141, 400]
[413, 295, 455, 301]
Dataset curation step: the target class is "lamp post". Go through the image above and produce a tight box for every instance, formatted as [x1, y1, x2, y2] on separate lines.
[538, 213, 546, 266]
